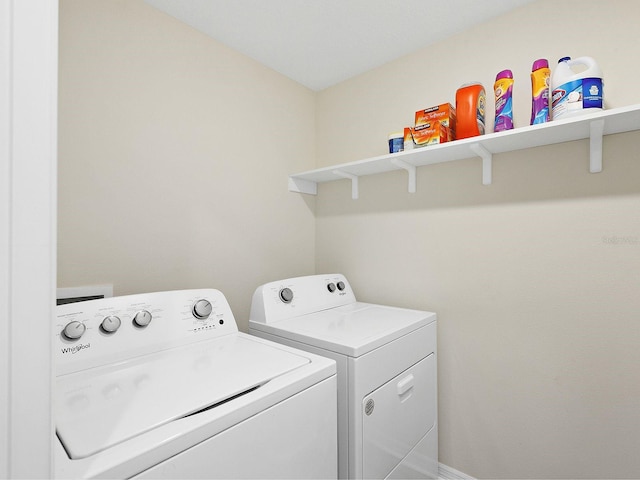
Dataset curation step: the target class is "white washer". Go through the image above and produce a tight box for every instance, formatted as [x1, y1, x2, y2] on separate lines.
[249, 274, 437, 479]
[54, 289, 337, 479]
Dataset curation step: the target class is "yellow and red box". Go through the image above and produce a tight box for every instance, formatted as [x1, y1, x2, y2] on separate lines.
[410, 122, 452, 147]
[403, 127, 414, 148]
[415, 103, 456, 139]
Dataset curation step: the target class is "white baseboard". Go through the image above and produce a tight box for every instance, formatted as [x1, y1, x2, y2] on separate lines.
[438, 463, 475, 480]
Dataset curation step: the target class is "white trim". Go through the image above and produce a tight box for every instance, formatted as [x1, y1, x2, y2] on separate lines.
[439, 463, 476, 480]
[0, 0, 57, 477]
[0, 1, 12, 476]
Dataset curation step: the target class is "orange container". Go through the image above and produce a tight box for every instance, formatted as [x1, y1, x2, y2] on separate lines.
[455, 83, 486, 139]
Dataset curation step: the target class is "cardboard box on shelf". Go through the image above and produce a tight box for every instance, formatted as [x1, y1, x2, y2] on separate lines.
[411, 122, 453, 147]
[415, 103, 456, 138]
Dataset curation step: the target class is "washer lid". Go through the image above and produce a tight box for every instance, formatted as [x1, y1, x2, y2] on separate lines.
[251, 302, 435, 357]
[55, 334, 309, 459]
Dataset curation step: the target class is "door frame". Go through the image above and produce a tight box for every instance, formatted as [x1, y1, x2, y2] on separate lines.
[0, 1, 57, 477]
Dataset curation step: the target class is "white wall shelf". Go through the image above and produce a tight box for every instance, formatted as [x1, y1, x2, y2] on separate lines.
[288, 104, 640, 199]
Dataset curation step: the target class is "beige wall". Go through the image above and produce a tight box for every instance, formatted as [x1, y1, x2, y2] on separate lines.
[59, 0, 640, 478]
[58, 0, 317, 329]
[315, 0, 640, 478]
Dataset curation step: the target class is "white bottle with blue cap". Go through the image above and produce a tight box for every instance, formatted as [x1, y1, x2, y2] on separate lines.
[551, 56, 604, 120]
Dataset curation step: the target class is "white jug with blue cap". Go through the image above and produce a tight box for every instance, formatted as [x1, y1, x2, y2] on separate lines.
[551, 56, 603, 120]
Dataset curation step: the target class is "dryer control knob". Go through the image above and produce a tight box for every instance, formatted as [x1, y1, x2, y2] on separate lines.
[133, 310, 152, 327]
[100, 315, 121, 334]
[327, 283, 336, 292]
[337, 281, 346, 291]
[62, 321, 86, 341]
[279, 288, 294, 303]
[192, 299, 213, 319]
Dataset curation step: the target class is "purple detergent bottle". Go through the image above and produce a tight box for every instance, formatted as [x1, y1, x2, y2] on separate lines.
[530, 59, 551, 124]
[494, 69, 514, 132]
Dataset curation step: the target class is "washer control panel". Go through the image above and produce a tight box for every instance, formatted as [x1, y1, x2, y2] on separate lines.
[251, 273, 356, 324]
[55, 289, 238, 375]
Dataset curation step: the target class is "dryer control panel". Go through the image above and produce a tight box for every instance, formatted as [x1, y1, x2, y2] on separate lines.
[54, 289, 238, 375]
[250, 273, 357, 324]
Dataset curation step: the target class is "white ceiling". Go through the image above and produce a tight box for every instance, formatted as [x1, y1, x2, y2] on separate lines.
[144, 0, 537, 91]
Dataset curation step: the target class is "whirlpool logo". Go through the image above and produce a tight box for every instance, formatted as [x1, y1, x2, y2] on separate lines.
[61, 343, 91, 355]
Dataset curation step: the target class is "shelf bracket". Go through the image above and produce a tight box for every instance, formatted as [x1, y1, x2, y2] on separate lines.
[288, 176, 317, 195]
[470, 143, 493, 185]
[590, 119, 605, 173]
[390, 158, 417, 193]
[332, 170, 359, 199]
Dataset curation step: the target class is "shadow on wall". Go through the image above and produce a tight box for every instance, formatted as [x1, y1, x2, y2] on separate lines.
[315, 131, 640, 217]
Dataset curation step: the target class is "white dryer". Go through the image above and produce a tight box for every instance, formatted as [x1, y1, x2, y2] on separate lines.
[249, 274, 437, 479]
[53, 289, 337, 479]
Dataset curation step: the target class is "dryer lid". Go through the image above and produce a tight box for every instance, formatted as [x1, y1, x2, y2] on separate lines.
[55, 334, 309, 459]
[251, 302, 435, 357]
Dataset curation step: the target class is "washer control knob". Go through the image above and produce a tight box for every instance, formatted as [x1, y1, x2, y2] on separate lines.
[100, 315, 121, 334]
[279, 288, 294, 303]
[192, 299, 213, 320]
[327, 283, 336, 292]
[62, 321, 86, 341]
[133, 310, 152, 327]
[337, 281, 346, 291]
